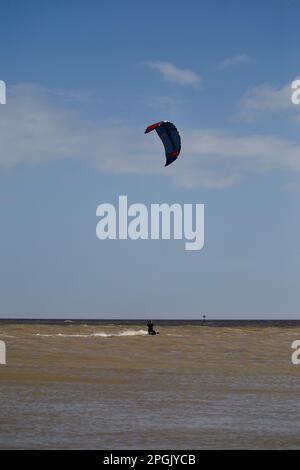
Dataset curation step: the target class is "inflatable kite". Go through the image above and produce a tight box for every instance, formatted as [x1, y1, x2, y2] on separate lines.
[144, 121, 181, 167]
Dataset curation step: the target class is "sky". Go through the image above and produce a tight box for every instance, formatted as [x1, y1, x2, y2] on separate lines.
[0, 0, 300, 319]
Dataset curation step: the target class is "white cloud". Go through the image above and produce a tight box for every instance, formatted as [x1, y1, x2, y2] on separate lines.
[236, 82, 298, 121]
[282, 182, 300, 193]
[1, 83, 300, 189]
[147, 61, 201, 87]
[177, 129, 300, 188]
[217, 54, 254, 70]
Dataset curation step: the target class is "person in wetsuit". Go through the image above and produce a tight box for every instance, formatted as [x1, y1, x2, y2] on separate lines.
[147, 320, 156, 335]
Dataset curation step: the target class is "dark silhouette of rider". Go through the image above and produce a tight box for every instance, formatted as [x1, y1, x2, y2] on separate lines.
[147, 320, 155, 335]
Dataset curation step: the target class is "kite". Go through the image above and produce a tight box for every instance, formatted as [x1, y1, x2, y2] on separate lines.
[144, 120, 181, 166]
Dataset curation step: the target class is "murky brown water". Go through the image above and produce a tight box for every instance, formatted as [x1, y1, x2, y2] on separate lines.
[1, 321, 300, 449]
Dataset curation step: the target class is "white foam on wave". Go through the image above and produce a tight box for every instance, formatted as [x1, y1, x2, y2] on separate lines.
[34, 329, 148, 338]
[35, 333, 90, 337]
[164, 332, 188, 337]
[111, 329, 147, 337]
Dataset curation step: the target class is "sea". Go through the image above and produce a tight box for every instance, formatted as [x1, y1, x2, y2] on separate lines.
[1, 319, 300, 449]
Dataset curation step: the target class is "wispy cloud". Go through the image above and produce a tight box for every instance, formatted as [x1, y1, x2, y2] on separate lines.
[144, 94, 184, 114]
[218, 54, 254, 70]
[282, 182, 300, 193]
[147, 61, 201, 87]
[236, 82, 297, 121]
[2, 84, 300, 190]
[180, 129, 300, 188]
[52, 88, 96, 104]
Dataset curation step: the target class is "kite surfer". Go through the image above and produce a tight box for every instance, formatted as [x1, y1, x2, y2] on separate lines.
[147, 320, 158, 335]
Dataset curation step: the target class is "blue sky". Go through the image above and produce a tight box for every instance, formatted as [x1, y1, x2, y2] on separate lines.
[0, 0, 300, 318]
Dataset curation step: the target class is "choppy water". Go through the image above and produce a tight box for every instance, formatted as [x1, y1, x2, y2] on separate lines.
[1, 320, 300, 449]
